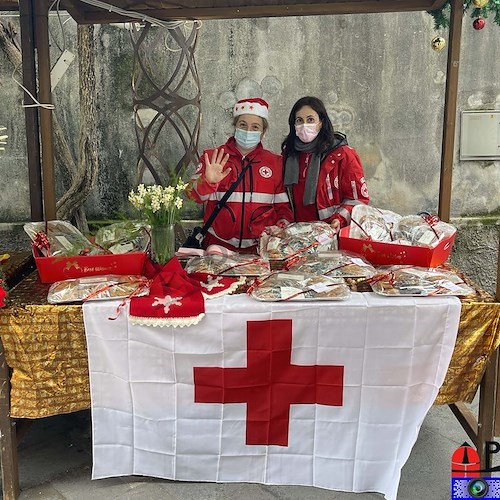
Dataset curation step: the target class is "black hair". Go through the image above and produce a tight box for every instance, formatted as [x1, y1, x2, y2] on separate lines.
[281, 96, 336, 156]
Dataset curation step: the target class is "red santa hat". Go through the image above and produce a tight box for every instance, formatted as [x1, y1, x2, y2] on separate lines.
[233, 98, 269, 120]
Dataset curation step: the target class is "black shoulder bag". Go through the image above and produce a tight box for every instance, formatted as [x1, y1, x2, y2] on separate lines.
[182, 160, 253, 249]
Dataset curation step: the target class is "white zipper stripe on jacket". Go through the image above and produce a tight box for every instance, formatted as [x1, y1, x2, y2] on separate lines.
[192, 177, 212, 201]
[341, 199, 364, 206]
[318, 198, 364, 220]
[351, 181, 358, 200]
[197, 192, 210, 201]
[318, 205, 352, 223]
[318, 206, 336, 219]
[325, 176, 334, 200]
[207, 191, 286, 204]
[207, 227, 256, 248]
[335, 207, 352, 223]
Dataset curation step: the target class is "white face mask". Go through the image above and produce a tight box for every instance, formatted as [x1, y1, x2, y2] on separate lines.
[295, 123, 320, 143]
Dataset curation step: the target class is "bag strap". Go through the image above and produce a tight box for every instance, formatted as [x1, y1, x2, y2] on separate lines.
[195, 158, 255, 244]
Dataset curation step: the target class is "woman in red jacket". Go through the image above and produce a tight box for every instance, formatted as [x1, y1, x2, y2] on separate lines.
[282, 96, 369, 233]
[188, 98, 293, 252]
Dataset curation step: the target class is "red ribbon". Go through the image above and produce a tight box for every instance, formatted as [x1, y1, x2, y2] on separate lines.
[0, 280, 6, 308]
[366, 271, 397, 286]
[33, 231, 51, 256]
[421, 214, 441, 239]
[78, 278, 151, 320]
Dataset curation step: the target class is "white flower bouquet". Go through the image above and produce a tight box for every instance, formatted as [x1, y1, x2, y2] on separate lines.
[128, 182, 188, 226]
[128, 182, 188, 264]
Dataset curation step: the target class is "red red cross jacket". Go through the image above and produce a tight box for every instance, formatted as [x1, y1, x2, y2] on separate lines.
[188, 137, 293, 252]
[290, 145, 369, 227]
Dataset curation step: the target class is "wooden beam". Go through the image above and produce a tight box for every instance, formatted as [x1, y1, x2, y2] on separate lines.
[449, 403, 479, 448]
[0, 339, 19, 500]
[494, 240, 500, 436]
[62, 0, 449, 23]
[59, 0, 86, 24]
[18, 0, 44, 222]
[478, 349, 499, 467]
[0, 0, 18, 10]
[438, 0, 463, 222]
[34, 0, 57, 220]
[497, 238, 500, 303]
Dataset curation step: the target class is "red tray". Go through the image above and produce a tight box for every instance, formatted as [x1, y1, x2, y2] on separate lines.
[34, 249, 147, 283]
[338, 227, 455, 267]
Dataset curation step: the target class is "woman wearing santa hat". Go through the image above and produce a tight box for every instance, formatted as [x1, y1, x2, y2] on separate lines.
[282, 96, 369, 232]
[188, 97, 293, 252]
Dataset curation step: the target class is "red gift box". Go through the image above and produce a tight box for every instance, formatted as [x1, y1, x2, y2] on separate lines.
[33, 248, 147, 283]
[337, 226, 455, 267]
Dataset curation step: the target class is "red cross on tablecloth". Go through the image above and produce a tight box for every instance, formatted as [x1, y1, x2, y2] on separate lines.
[194, 319, 344, 446]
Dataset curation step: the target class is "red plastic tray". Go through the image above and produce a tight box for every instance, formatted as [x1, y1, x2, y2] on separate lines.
[34, 250, 147, 283]
[338, 227, 455, 267]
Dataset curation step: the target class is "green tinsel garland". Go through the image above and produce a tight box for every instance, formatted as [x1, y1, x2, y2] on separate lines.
[429, 0, 500, 29]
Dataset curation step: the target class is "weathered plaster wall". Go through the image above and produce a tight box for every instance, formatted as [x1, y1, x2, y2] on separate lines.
[449, 218, 499, 293]
[0, 10, 499, 293]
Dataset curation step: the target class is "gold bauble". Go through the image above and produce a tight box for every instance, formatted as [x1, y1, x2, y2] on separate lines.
[431, 36, 446, 52]
[472, 0, 489, 8]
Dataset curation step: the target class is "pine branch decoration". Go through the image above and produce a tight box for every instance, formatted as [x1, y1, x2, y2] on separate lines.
[429, 0, 500, 29]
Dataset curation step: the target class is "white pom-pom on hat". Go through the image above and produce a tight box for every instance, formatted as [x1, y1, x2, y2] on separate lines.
[233, 98, 269, 120]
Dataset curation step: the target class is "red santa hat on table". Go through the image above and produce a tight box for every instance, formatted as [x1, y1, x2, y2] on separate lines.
[129, 257, 204, 328]
[233, 98, 269, 120]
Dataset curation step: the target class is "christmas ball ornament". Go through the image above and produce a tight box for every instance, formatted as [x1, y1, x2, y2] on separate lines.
[431, 36, 446, 52]
[473, 17, 486, 30]
[472, 0, 489, 7]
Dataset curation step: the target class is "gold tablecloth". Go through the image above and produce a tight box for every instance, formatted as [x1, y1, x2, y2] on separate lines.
[435, 301, 500, 404]
[0, 304, 90, 418]
[0, 271, 498, 418]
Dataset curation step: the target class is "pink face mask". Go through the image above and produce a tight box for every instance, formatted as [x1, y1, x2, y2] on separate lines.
[295, 123, 320, 143]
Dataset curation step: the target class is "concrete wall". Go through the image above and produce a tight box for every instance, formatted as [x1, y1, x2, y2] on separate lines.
[0, 10, 499, 293]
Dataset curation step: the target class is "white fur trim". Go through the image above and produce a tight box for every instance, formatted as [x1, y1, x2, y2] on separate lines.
[233, 100, 268, 119]
[129, 313, 205, 328]
[202, 277, 246, 299]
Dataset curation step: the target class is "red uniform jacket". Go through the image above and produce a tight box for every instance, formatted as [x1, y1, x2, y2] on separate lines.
[188, 137, 293, 252]
[291, 145, 369, 227]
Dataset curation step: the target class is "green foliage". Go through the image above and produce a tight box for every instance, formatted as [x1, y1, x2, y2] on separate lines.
[428, 0, 500, 29]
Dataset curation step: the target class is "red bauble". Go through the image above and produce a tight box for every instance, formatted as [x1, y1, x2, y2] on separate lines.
[473, 18, 486, 30]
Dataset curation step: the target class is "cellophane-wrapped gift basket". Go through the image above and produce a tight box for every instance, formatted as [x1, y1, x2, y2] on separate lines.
[338, 205, 456, 267]
[24, 220, 149, 283]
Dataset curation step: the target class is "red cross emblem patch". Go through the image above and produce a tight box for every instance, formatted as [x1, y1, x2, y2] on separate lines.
[259, 166, 272, 178]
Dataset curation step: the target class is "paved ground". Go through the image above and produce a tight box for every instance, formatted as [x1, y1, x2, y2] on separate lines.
[9, 401, 478, 500]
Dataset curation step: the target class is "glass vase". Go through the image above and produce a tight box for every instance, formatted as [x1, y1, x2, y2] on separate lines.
[150, 223, 175, 265]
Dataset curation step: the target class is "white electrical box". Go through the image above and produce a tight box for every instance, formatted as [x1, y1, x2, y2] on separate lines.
[460, 110, 500, 160]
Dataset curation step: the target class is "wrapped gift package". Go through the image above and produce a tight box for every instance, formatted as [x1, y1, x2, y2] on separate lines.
[33, 248, 147, 283]
[367, 266, 475, 297]
[47, 274, 150, 303]
[337, 226, 455, 267]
